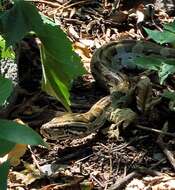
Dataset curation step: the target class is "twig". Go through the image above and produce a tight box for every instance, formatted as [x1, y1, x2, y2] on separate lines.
[48, 0, 72, 15]
[109, 143, 114, 174]
[136, 125, 175, 138]
[28, 146, 44, 175]
[74, 153, 93, 164]
[49, 0, 92, 15]
[108, 0, 121, 16]
[62, 0, 93, 9]
[108, 171, 141, 190]
[157, 134, 175, 171]
[109, 167, 163, 190]
[150, 158, 166, 169]
[158, 139, 175, 171]
[26, 0, 61, 7]
[136, 167, 162, 176]
[90, 174, 105, 188]
[112, 135, 149, 152]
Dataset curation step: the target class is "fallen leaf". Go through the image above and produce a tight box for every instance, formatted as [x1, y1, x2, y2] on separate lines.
[136, 76, 152, 113]
[8, 119, 28, 166]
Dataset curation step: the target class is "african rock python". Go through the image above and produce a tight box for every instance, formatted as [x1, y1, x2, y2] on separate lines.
[40, 40, 175, 140]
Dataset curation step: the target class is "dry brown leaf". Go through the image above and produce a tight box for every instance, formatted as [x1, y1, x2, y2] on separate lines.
[144, 175, 175, 190]
[126, 175, 175, 190]
[9, 163, 41, 186]
[40, 175, 93, 190]
[69, 7, 76, 18]
[110, 108, 137, 128]
[108, 108, 137, 139]
[109, 10, 128, 23]
[8, 119, 28, 166]
[125, 178, 145, 190]
[8, 144, 27, 167]
[152, 180, 175, 190]
[67, 25, 80, 39]
[136, 76, 152, 113]
[73, 41, 91, 62]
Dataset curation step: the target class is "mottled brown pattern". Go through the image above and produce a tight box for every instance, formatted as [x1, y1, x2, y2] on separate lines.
[40, 40, 175, 140]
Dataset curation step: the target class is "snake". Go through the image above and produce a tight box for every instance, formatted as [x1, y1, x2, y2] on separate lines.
[40, 39, 175, 140]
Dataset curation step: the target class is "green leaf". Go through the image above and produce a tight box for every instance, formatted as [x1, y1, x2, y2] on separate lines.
[38, 22, 86, 87]
[144, 27, 175, 44]
[0, 0, 43, 46]
[0, 119, 47, 147]
[135, 56, 161, 71]
[158, 62, 175, 84]
[40, 12, 57, 26]
[162, 90, 175, 101]
[38, 23, 86, 110]
[135, 57, 175, 84]
[0, 138, 15, 157]
[0, 160, 10, 190]
[0, 36, 15, 59]
[0, 75, 13, 106]
[0, 0, 86, 110]
[41, 46, 71, 110]
[164, 20, 175, 33]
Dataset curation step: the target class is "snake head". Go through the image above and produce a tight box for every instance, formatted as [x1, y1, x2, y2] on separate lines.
[40, 113, 90, 140]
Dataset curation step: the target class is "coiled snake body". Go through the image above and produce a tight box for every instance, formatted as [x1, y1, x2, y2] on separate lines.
[40, 40, 175, 140]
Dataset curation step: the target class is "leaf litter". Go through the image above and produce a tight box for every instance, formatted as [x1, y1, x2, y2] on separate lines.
[6, 0, 175, 189]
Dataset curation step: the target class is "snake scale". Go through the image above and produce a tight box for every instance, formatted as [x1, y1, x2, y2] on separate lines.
[40, 39, 175, 140]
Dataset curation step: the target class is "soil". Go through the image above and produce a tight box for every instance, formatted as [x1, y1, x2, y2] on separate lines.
[5, 0, 175, 189]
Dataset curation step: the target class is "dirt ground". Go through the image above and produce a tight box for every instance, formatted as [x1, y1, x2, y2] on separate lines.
[7, 0, 175, 189]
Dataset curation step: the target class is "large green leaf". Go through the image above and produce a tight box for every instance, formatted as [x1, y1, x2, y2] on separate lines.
[41, 45, 71, 110]
[144, 27, 175, 44]
[135, 56, 161, 70]
[164, 20, 175, 33]
[162, 90, 175, 101]
[0, 0, 43, 46]
[0, 119, 47, 147]
[0, 160, 10, 190]
[135, 56, 175, 84]
[38, 23, 86, 109]
[37, 21, 85, 87]
[0, 75, 13, 106]
[158, 62, 175, 84]
[0, 35, 15, 59]
[0, 0, 86, 110]
[0, 138, 15, 157]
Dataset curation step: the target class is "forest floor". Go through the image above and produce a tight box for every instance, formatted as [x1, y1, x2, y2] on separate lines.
[7, 0, 175, 189]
